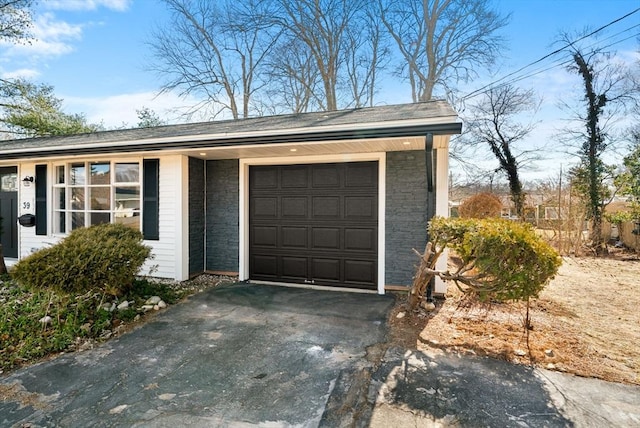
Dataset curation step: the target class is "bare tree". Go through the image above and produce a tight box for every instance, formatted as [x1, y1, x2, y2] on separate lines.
[464, 85, 540, 219]
[343, 9, 390, 108]
[262, 37, 322, 114]
[560, 38, 638, 255]
[380, 0, 509, 102]
[272, 0, 383, 111]
[148, 0, 280, 119]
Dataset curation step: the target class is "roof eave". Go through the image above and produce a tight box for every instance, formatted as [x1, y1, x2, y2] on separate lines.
[0, 121, 462, 160]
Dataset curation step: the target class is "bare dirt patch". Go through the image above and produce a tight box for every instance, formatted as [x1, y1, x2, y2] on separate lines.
[388, 255, 640, 385]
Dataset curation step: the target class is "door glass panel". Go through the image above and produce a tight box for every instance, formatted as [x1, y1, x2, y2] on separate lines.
[0, 173, 17, 192]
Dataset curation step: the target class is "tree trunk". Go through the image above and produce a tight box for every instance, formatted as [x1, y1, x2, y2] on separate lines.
[408, 241, 438, 310]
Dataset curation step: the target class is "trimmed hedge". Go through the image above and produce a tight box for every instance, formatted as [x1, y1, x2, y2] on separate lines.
[12, 223, 151, 296]
[429, 217, 561, 302]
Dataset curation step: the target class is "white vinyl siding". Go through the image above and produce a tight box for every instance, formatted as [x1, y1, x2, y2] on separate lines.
[15, 155, 189, 281]
[140, 155, 189, 280]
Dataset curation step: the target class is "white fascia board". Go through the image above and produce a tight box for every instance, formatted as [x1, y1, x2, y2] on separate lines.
[2, 115, 460, 156]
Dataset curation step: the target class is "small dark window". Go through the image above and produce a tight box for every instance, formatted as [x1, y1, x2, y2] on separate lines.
[35, 165, 47, 235]
[142, 159, 159, 240]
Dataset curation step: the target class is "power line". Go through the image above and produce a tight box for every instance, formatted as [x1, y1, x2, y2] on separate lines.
[460, 7, 640, 102]
[478, 28, 639, 96]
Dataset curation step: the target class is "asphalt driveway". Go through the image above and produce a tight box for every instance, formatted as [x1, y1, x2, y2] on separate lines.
[0, 282, 394, 427]
[2, 282, 639, 427]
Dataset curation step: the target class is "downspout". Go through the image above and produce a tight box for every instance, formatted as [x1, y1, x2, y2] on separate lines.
[425, 133, 435, 302]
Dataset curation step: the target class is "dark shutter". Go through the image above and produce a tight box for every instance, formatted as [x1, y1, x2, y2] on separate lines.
[35, 165, 47, 235]
[143, 159, 160, 240]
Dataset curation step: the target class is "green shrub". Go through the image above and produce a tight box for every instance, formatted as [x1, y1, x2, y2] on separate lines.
[429, 217, 561, 302]
[0, 277, 188, 372]
[12, 223, 151, 296]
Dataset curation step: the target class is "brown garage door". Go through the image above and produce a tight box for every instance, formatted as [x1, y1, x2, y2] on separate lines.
[249, 161, 378, 290]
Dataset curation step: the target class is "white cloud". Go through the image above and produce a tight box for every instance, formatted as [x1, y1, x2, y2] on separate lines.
[1, 68, 41, 80]
[63, 91, 202, 128]
[44, 0, 131, 12]
[1, 12, 82, 58]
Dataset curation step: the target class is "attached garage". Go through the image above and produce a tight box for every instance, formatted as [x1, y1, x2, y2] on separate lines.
[249, 162, 378, 290]
[0, 101, 461, 296]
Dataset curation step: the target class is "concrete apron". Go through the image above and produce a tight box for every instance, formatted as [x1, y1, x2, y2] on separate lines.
[0, 282, 394, 427]
[369, 347, 640, 428]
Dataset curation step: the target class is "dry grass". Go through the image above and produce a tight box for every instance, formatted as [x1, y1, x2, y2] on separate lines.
[388, 254, 640, 385]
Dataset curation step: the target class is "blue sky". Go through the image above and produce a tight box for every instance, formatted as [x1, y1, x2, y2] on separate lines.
[0, 0, 638, 179]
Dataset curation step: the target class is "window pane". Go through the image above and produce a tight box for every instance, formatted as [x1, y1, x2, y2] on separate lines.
[90, 162, 110, 185]
[55, 188, 65, 209]
[115, 186, 140, 210]
[56, 166, 65, 184]
[115, 212, 140, 230]
[55, 211, 66, 234]
[90, 186, 110, 210]
[90, 212, 110, 226]
[115, 163, 139, 183]
[72, 212, 85, 230]
[0, 173, 17, 192]
[70, 163, 85, 185]
[71, 188, 85, 210]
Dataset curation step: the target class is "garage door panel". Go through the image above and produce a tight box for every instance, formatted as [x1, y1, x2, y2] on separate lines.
[312, 196, 341, 218]
[250, 162, 378, 290]
[252, 169, 278, 189]
[282, 196, 308, 218]
[311, 258, 341, 282]
[281, 166, 308, 188]
[252, 255, 278, 277]
[282, 226, 307, 248]
[346, 163, 377, 188]
[345, 196, 376, 220]
[253, 226, 278, 247]
[312, 227, 340, 250]
[344, 228, 376, 251]
[281, 256, 308, 279]
[345, 260, 376, 285]
[312, 164, 341, 188]
[252, 197, 278, 218]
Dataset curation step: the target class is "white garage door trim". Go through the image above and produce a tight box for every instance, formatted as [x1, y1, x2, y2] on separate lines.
[239, 152, 386, 295]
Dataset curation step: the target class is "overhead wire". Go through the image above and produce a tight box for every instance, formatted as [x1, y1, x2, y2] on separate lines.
[459, 7, 640, 102]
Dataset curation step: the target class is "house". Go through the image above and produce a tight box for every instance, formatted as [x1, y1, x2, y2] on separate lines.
[0, 101, 461, 295]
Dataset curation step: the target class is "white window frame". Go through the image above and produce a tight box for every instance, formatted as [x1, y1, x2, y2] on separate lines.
[52, 159, 142, 234]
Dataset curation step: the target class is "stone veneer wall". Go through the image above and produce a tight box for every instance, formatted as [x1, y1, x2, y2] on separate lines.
[188, 157, 205, 275]
[205, 159, 240, 272]
[385, 150, 433, 285]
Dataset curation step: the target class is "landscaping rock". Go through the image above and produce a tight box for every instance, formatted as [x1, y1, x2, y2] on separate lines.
[39, 315, 52, 324]
[117, 301, 130, 310]
[141, 305, 154, 312]
[145, 296, 162, 305]
[157, 300, 167, 309]
[396, 311, 406, 319]
[421, 301, 436, 311]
